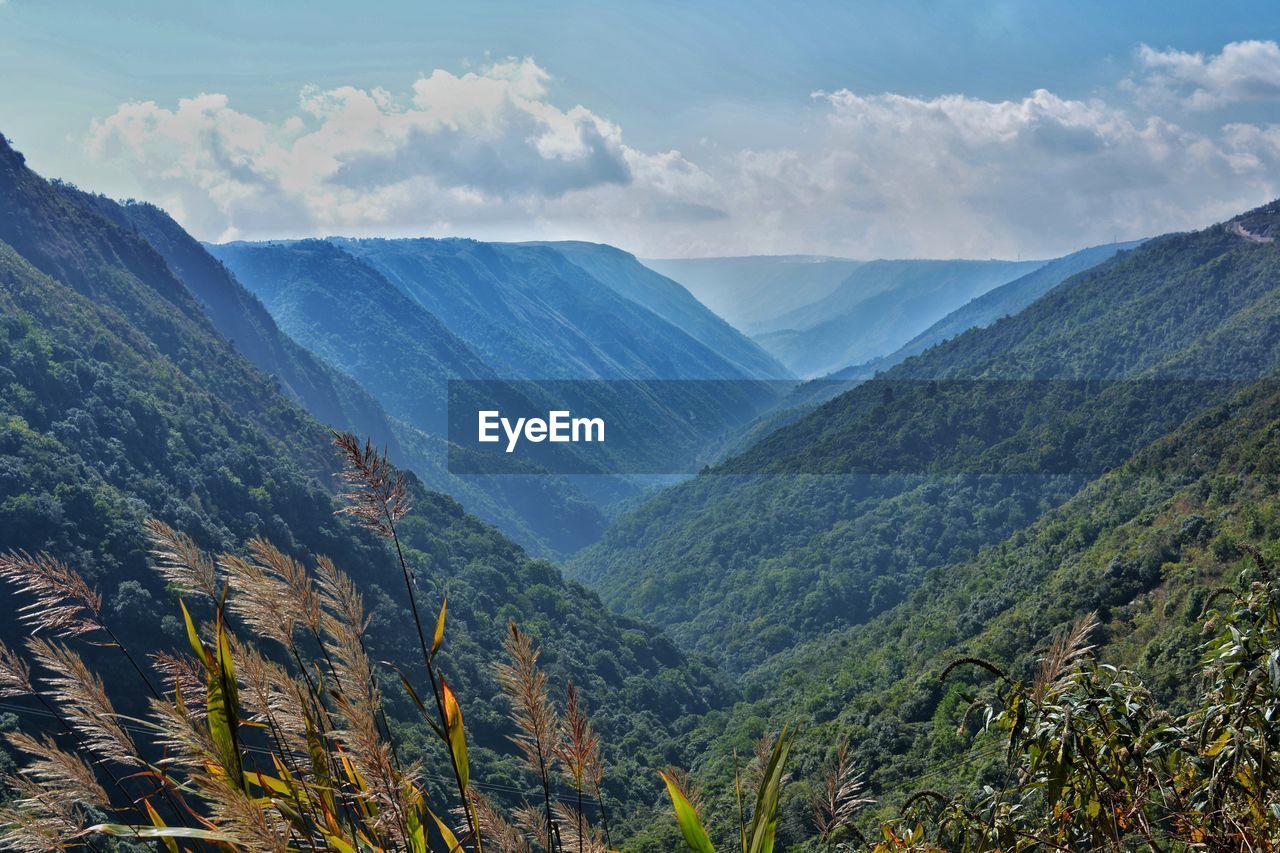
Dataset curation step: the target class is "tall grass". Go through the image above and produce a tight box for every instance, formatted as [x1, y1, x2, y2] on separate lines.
[0, 433, 797, 851]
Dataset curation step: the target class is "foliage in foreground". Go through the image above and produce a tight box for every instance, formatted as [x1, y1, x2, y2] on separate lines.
[0, 434, 793, 851]
[841, 544, 1279, 851]
[3, 430, 1278, 850]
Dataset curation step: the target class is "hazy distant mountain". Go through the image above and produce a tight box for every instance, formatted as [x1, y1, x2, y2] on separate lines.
[210, 238, 788, 551]
[210, 240, 494, 434]
[641, 255, 861, 333]
[720, 242, 1145, 453]
[753, 258, 1043, 377]
[525, 241, 791, 379]
[572, 211, 1280, 671]
[833, 241, 1145, 381]
[207, 239, 615, 555]
[326, 237, 773, 385]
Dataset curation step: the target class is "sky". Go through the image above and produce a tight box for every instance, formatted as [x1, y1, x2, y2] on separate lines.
[3, 0, 1280, 259]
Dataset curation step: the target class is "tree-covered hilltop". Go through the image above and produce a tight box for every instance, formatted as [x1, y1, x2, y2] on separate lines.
[571, 207, 1280, 673]
[0, 133, 731, 827]
[654, 370, 1280, 849]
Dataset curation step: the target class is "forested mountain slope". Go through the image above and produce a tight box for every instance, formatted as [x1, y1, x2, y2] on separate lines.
[526, 240, 790, 379]
[656, 371, 1280, 849]
[209, 239, 493, 435]
[328, 237, 767, 381]
[210, 239, 787, 540]
[90, 199, 404, 453]
[572, 209, 1280, 672]
[752, 258, 1042, 377]
[708, 243, 1142, 460]
[0, 133, 729, 822]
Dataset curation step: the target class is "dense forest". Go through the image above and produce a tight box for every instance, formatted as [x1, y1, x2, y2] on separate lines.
[572, 217, 1280, 673]
[0, 133, 733, 840]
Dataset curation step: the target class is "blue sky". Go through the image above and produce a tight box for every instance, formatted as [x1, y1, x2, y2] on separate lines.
[3, 0, 1280, 257]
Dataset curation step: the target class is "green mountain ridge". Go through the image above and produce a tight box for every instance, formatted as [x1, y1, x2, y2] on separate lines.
[658, 370, 1280, 849]
[834, 240, 1147, 382]
[709, 241, 1146, 461]
[572, 206, 1280, 677]
[0, 132, 729, 828]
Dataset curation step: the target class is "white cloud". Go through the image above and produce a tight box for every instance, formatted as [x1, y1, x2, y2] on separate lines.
[86, 59, 714, 243]
[85, 51, 1280, 258]
[1130, 40, 1280, 109]
[700, 87, 1280, 257]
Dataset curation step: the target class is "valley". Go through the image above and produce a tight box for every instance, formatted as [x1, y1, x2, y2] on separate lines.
[3, 64, 1280, 849]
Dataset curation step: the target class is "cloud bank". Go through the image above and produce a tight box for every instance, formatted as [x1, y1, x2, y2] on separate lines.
[86, 45, 1280, 258]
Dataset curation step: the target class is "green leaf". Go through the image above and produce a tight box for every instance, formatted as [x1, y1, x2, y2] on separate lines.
[1206, 729, 1233, 757]
[180, 599, 211, 669]
[428, 805, 465, 853]
[746, 726, 793, 853]
[441, 678, 469, 791]
[84, 824, 237, 842]
[206, 614, 244, 791]
[302, 707, 337, 817]
[142, 800, 178, 853]
[393, 664, 446, 741]
[405, 791, 427, 853]
[659, 770, 716, 853]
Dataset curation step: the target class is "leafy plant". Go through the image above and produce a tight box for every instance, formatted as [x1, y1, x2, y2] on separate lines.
[0, 435, 637, 851]
[659, 726, 795, 853]
[874, 544, 1280, 850]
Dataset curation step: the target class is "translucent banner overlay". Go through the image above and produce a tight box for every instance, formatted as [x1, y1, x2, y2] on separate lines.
[446, 379, 1264, 476]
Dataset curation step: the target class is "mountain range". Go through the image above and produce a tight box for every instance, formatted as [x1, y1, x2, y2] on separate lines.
[751, 257, 1045, 377]
[7, 120, 1280, 849]
[0, 134, 735, 834]
[641, 254, 862, 333]
[572, 212, 1280, 672]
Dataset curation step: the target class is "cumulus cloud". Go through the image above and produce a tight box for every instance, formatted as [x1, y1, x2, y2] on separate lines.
[85, 51, 1280, 258]
[707, 87, 1280, 257]
[1130, 40, 1280, 109]
[86, 59, 716, 243]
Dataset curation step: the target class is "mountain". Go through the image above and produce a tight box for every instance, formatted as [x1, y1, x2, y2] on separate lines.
[721, 241, 1149, 448]
[524, 241, 790, 379]
[329, 237, 772, 381]
[571, 209, 1280, 673]
[834, 241, 1146, 381]
[641, 255, 862, 334]
[0, 133, 730, 822]
[209, 239, 495, 435]
[753, 258, 1044, 377]
[649, 368, 1280, 849]
[210, 238, 791, 548]
[81, 199, 405, 454]
[205, 238, 614, 556]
